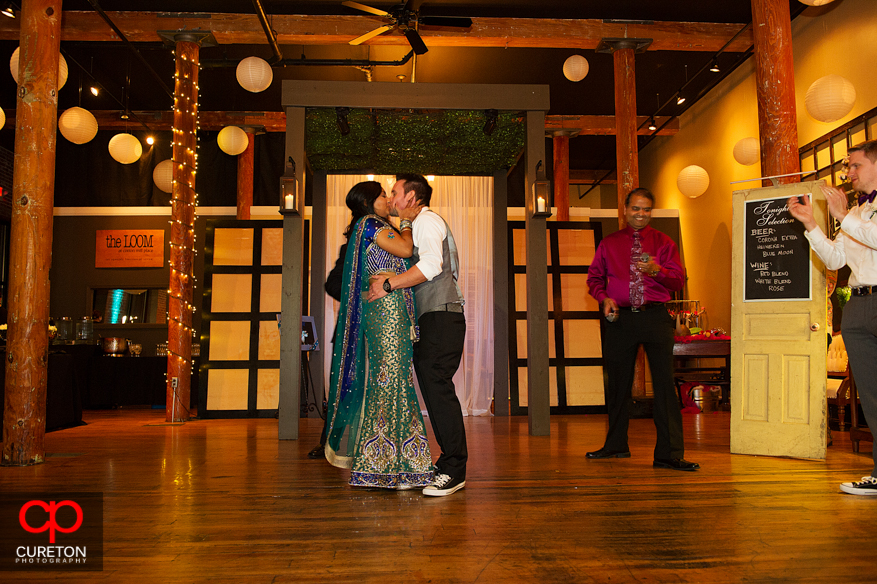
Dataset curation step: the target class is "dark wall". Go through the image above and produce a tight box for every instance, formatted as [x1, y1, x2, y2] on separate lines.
[50, 213, 213, 356]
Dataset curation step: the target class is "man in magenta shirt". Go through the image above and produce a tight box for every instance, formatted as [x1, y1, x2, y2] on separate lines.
[586, 188, 699, 471]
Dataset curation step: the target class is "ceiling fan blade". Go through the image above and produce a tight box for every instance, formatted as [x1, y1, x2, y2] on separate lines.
[419, 16, 473, 28]
[342, 1, 390, 17]
[349, 24, 394, 45]
[404, 28, 429, 55]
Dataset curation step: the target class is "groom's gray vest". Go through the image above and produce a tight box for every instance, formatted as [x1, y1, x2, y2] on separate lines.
[412, 214, 465, 320]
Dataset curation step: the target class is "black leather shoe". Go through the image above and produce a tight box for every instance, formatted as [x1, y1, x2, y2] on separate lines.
[307, 444, 325, 459]
[653, 458, 699, 471]
[586, 448, 631, 459]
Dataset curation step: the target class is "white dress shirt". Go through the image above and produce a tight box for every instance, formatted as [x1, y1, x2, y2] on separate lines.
[804, 202, 877, 287]
[411, 207, 446, 282]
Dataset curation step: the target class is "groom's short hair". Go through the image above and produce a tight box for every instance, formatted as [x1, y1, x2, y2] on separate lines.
[396, 173, 432, 206]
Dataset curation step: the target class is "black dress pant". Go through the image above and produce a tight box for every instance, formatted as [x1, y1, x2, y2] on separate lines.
[413, 310, 468, 480]
[601, 305, 685, 460]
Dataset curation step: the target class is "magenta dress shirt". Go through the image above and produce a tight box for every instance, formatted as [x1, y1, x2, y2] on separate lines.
[587, 225, 685, 307]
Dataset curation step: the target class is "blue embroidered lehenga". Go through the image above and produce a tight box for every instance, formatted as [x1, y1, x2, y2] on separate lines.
[325, 215, 434, 489]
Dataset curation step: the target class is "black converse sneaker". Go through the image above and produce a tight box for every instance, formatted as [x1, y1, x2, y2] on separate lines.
[840, 476, 877, 496]
[423, 473, 465, 497]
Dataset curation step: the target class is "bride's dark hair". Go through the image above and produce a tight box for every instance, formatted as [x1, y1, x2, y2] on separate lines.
[344, 181, 384, 239]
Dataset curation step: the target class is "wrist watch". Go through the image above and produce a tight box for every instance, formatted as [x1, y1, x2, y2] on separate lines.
[383, 279, 392, 293]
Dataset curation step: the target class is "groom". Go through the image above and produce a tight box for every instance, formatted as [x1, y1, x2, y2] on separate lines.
[367, 174, 468, 497]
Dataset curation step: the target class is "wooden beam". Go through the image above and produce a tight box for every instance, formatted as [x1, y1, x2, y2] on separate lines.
[553, 134, 570, 221]
[282, 80, 550, 111]
[545, 115, 679, 136]
[2, 0, 62, 467]
[166, 39, 200, 423]
[752, 0, 799, 185]
[236, 131, 254, 220]
[0, 12, 754, 52]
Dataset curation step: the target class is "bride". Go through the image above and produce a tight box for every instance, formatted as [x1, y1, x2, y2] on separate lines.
[324, 181, 433, 489]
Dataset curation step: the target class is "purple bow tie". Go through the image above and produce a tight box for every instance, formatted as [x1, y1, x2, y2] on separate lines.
[858, 191, 877, 206]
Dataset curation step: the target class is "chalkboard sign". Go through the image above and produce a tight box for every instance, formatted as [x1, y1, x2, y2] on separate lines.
[744, 196, 811, 302]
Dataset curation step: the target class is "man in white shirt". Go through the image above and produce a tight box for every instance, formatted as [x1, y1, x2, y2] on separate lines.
[367, 174, 468, 497]
[788, 139, 877, 496]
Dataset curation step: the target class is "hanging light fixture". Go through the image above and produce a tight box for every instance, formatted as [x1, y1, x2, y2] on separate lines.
[152, 159, 174, 193]
[709, 59, 720, 73]
[805, 74, 856, 123]
[1, 3, 15, 18]
[562, 55, 589, 82]
[0, 106, 5, 130]
[798, 0, 837, 5]
[733, 137, 761, 166]
[10, 47, 67, 89]
[647, 117, 657, 132]
[677, 165, 710, 198]
[236, 56, 273, 93]
[58, 107, 98, 144]
[108, 133, 143, 164]
[217, 126, 249, 156]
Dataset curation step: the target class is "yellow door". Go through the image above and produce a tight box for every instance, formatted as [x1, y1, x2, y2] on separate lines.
[731, 181, 828, 459]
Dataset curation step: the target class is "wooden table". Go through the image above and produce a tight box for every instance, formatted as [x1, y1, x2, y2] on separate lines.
[673, 339, 731, 406]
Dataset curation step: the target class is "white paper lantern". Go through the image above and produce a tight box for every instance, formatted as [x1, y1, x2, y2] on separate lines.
[108, 133, 143, 165]
[152, 159, 174, 193]
[563, 55, 589, 82]
[58, 107, 98, 144]
[10, 47, 68, 89]
[798, 0, 836, 5]
[0, 106, 5, 130]
[805, 74, 856, 123]
[236, 57, 273, 93]
[677, 165, 710, 198]
[733, 137, 760, 166]
[217, 126, 249, 156]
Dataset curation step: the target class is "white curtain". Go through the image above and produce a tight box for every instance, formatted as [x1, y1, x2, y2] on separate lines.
[320, 175, 494, 416]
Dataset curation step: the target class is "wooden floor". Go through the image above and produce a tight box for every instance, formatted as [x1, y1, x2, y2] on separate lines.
[2, 409, 874, 583]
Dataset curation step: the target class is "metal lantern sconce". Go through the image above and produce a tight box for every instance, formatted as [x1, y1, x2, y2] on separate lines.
[532, 160, 552, 218]
[280, 156, 300, 215]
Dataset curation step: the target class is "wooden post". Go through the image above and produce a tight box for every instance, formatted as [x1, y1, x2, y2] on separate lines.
[2, 0, 62, 467]
[607, 41, 647, 399]
[525, 110, 550, 436]
[751, 0, 800, 184]
[279, 106, 306, 440]
[167, 38, 201, 422]
[612, 44, 639, 229]
[236, 131, 254, 220]
[492, 169, 510, 416]
[552, 133, 570, 221]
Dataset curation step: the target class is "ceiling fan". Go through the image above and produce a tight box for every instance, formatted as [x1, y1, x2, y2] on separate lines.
[342, 0, 473, 55]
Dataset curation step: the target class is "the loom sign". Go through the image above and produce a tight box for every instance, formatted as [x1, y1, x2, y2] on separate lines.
[95, 230, 164, 268]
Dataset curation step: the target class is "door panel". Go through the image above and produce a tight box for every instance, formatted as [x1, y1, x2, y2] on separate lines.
[731, 181, 827, 459]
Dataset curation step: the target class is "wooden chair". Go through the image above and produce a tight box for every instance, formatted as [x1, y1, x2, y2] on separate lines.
[827, 364, 854, 431]
[848, 372, 874, 453]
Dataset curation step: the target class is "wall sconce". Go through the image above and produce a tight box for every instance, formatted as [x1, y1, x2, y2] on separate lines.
[280, 156, 300, 215]
[532, 160, 552, 218]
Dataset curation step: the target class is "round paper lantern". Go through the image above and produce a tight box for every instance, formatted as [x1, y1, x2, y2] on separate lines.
[563, 55, 589, 82]
[236, 56, 273, 93]
[798, 0, 836, 5]
[152, 159, 174, 193]
[0, 106, 5, 130]
[805, 74, 856, 123]
[58, 107, 98, 144]
[108, 133, 143, 165]
[733, 137, 760, 166]
[10, 47, 68, 89]
[677, 165, 710, 198]
[217, 125, 249, 156]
